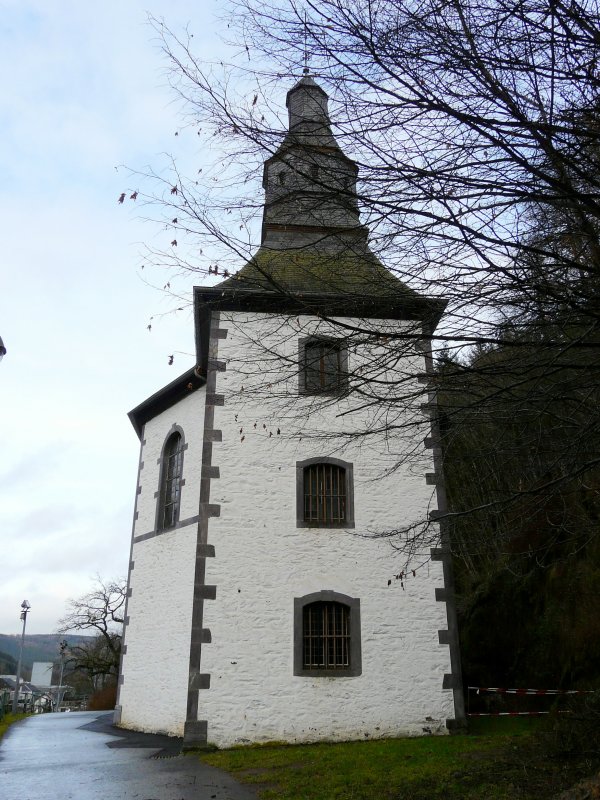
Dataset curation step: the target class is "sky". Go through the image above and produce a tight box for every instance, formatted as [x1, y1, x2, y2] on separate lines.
[0, 0, 232, 635]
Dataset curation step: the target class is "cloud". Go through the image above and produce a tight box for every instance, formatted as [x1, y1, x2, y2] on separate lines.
[0, 443, 69, 490]
[0, 0, 226, 635]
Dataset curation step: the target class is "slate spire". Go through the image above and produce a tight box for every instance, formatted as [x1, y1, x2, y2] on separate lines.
[221, 76, 418, 299]
[261, 75, 364, 249]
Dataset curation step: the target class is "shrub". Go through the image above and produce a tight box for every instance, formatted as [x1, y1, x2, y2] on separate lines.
[537, 692, 600, 758]
[88, 684, 117, 710]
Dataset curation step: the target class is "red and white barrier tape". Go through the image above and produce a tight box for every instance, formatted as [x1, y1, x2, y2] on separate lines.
[468, 686, 594, 696]
[468, 711, 571, 717]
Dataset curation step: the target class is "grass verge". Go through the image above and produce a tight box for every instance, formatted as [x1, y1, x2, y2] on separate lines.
[200, 718, 600, 799]
[0, 713, 30, 741]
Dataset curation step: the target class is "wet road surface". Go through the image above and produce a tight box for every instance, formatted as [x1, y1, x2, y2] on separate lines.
[0, 711, 257, 800]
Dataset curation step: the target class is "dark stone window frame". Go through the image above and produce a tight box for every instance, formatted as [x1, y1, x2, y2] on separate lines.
[293, 591, 362, 677]
[296, 456, 355, 529]
[298, 336, 349, 396]
[154, 424, 187, 532]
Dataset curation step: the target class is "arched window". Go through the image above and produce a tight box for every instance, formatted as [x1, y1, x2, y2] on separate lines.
[296, 457, 355, 528]
[294, 591, 361, 677]
[158, 431, 184, 530]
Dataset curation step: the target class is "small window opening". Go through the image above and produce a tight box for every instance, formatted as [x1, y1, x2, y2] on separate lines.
[304, 339, 344, 393]
[304, 463, 346, 525]
[303, 601, 350, 670]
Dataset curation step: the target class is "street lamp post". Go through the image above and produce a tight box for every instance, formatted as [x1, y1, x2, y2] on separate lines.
[12, 600, 31, 714]
[54, 640, 68, 712]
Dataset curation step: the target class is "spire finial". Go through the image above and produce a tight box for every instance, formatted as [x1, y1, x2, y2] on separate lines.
[303, 11, 310, 75]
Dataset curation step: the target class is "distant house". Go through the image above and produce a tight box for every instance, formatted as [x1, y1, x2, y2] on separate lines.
[115, 75, 464, 748]
[0, 675, 39, 707]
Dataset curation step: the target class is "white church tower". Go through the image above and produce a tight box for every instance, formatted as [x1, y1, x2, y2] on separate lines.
[115, 75, 465, 748]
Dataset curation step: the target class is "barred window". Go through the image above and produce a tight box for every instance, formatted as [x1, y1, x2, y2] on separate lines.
[159, 432, 184, 530]
[294, 591, 361, 677]
[296, 457, 354, 529]
[301, 338, 347, 394]
[304, 463, 346, 525]
[303, 601, 350, 670]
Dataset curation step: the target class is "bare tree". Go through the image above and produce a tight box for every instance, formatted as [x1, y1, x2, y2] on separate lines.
[57, 577, 125, 687]
[123, 0, 600, 571]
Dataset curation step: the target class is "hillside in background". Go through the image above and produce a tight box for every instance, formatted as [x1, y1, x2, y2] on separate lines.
[0, 650, 17, 674]
[0, 633, 93, 673]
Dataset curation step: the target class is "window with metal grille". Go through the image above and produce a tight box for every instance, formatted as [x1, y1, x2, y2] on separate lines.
[159, 432, 183, 530]
[304, 463, 346, 525]
[303, 601, 350, 670]
[296, 457, 354, 529]
[293, 591, 361, 677]
[303, 339, 345, 394]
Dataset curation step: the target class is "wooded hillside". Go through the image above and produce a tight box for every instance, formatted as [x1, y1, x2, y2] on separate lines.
[439, 332, 600, 694]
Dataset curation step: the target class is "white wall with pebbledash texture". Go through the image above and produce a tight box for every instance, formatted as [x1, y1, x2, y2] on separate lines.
[117, 388, 206, 736]
[198, 311, 454, 747]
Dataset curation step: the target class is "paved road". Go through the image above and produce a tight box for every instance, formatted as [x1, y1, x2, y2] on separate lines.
[0, 711, 257, 800]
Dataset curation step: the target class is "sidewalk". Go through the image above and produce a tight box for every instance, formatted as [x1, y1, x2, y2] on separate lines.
[0, 710, 257, 800]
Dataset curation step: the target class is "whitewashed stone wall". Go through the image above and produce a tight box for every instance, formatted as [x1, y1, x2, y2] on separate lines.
[118, 388, 206, 736]
[199, 311, 454, 747]
[118, 310, 456, 745]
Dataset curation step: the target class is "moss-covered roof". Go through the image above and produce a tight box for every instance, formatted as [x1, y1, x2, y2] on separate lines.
[219, 246, 420, 300]
[216, 75, 432, 312]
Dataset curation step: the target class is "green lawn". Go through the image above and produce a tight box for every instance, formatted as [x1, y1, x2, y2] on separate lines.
[200, 718, 598, 799]
[0, 712, 29, 741]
